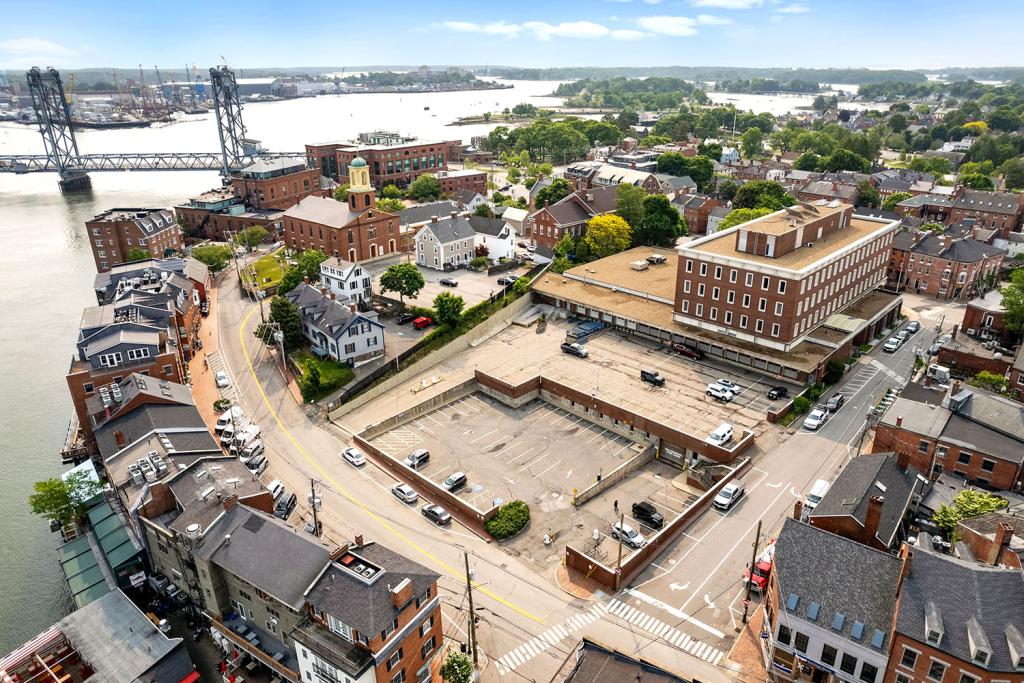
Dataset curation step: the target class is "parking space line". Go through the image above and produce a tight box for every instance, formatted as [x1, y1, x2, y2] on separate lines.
[469, 428, 498, 444]
[507, 448, 536, 465]
[518, 453, 547, 471]
[585, 428, 611, 445]
[613, 441, 634, 457]
[531, 460, 562, 479]
[482, 437, 506, 451]
[423, 413, 447, 428]
[490, 441, 521, 458]
[412, 419, 433, 434]
[523, 402, 545, 415]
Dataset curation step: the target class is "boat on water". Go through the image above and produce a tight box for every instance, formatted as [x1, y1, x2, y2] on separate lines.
[424, 106, 430, 110]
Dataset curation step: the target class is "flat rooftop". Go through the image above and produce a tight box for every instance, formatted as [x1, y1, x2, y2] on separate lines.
[562, 246, 678, 304]
[686, 215, 895, 271]
[744, 202, 848, 236]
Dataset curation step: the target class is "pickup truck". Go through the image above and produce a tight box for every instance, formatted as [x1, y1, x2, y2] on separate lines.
[743, 541, 776, 592]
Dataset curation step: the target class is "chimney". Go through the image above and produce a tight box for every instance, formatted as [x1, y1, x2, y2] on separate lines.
[450, 211, 458, 219]
[864, 495, 885, 546]
[951, 323, 958, 340]
[349, 303, 357, 314]
[389, 577, 414, 609]
[222, 493, 238, 511]
[793, 499, 804, 521]
[897, 544, 913, 593]
[995, 520, 1015, 552]
[431, 215, 439, 223]
[951, 379, 962, 396]
[329, 292, 335, 301]
[895, 448, 910, 470]
[303, 276, 310, 284]
[896, 415, 903, 427]
[329, 544, 350, 562]
[320, 286, 327, 298]
[354, 534, 364, 548]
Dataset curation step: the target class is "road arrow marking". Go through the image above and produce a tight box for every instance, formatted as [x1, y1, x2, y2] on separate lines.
[764, 481, 783, 488]
[669, 582, 689, 592]
[704, 594, 716, 609]
[791, 486, 803, 498]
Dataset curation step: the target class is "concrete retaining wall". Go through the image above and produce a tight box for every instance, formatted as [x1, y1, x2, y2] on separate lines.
[573, 445, 656, 506]
[328, 294, 535, 420]
[359, 378, 478, 440]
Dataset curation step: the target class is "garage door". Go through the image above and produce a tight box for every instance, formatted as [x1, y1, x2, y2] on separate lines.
[657, 442, 686, 470]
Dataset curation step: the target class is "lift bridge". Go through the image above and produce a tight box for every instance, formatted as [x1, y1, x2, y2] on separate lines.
[0, 66, 302, 191]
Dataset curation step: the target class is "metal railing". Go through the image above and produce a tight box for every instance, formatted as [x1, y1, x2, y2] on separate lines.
[0, 151, 302, 173]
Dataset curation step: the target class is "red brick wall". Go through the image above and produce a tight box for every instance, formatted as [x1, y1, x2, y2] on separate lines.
[882, 633, 1024, 683]
[936, 346, 1012, 377]
[439, 172, 487, 195]
[87, 218, 184, 273]
[175, 206, 281, 242]
[887, 248, 1004, 302]
[370, 600, 443, 683]
[337, 141, 461, 188]
[284, 211, 403, 262]
[948, 207, 1022, 240]
[962, 304, 1011, 344]
[230, 167, 321, 211]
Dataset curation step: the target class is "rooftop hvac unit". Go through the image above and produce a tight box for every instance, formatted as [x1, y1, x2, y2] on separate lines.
[151, 454, 168, 475]
[128, 463, 145, 487]
[966, 328, 976, 337]
[111, 385, 123, 402]
[100, 388, 112, 408]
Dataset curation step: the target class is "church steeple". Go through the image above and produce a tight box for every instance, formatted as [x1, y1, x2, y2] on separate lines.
[348, 157, 374, 211]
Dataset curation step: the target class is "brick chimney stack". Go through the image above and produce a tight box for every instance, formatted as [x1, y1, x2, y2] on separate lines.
[303, 276, 310, 284]
[223, 493, 239, 512]
[896, 415, 903, 427]
[389, 577, 413, 609]
[793, 499, 804, 521]
[951, 379, 962, 396]
[864, 495, 885, 546]
[951, 323, 959, 340]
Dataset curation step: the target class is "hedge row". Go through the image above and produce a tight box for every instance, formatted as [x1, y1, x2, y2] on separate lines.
[485, 500, 530, 539]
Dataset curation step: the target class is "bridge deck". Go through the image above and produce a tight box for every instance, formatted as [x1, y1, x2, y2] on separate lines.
[0, 152, 304, 173]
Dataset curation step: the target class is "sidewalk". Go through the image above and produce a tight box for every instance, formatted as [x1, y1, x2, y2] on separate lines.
[189, 284, 223, 431]
[726, 606, 770, 682]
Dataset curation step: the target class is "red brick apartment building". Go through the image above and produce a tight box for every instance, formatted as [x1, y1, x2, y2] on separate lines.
[962, 289, 1014, 345]
[283, 159, 402, 261]
[229, 157, 323, 210]
[948, 188, 1024, 238]
[671, 194, 724, 236]
[175, 186, 285, 241]
[874, 387, 1024, 491]
[306, 133, 463, 188]
[530, 185, 618, 253]
[86, 208, 184, 273]
[674, 201, 900, 351]
[886, 231, 1004, 301]
[436, 168, 487, 195]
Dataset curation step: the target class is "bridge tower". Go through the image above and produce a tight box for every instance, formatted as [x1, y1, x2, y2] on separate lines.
[26, 67, 91, 191]
[209, 65, 248, 177]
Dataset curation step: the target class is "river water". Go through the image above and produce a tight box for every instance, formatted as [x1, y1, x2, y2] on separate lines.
[0, 78, 569, 650]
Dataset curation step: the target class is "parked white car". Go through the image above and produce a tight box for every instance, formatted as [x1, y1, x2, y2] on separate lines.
[215, 370, 230, 388]
[883, 337, 901, 353]
[342, 447, 366, 467]
[803, 409, 828, 431]
[611, 522, 647, 549]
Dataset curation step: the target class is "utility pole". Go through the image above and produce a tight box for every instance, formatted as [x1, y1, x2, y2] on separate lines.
[742, 519, 762, 624]
[464, 551, 479, 668]
[310, 478, 320, 537]
[614, 513, 625, 591]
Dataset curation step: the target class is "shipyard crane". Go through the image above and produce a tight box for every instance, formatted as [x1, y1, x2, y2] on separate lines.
[154, 65, 167, 112]
[137, 64, 148, 113]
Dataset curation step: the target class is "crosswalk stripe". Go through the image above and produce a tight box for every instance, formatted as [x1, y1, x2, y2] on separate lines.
[684, 639, 697, 653]
[654, 623, 670, 638]
[695, 643, 709, 658]
[679, 634, 692, 649]
[638, 615, 654, 629]
[508, 650, 524, 666]
[554, 625, 570, 639]
[713, 651, 724, 666]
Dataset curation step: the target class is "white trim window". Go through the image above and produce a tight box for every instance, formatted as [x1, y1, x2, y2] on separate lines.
[98, 352, 123, 367]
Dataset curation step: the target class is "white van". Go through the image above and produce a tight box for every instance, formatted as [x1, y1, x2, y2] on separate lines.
[706, 422, 735, 447]
[246, 454, 268, 476]
[220, 423, 236, 446]
[229, 425, 262, 454]
[215, 407, 246, 434]
[804, 479, 830, 512]
[239, 439, 264, 463]
[267, 479, 284, 500]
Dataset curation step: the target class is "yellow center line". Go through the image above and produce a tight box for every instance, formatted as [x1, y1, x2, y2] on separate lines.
[238, 306, 544, 625]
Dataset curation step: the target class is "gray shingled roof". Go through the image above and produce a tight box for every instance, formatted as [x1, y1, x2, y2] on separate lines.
[419, 214, 477, 244]
[953, 189, 1023, 216]
[306, 542, 439, 636]
[283, 195, 355, 229]
[896, 549, 1024, 671]
[398, 200, 461, 226]
[775, 518, 903, 650]
[948, 388, 1024, 444]
[94, 404, 216, 458]
[469, 215, 510, 238]
[204, 506, 332, 610]
[808, 453, 920, 548]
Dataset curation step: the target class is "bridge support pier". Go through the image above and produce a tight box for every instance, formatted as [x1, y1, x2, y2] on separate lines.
[58, 171, 92, 192]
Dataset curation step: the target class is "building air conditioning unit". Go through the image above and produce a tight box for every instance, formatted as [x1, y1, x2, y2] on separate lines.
[965, 329, 976, 337]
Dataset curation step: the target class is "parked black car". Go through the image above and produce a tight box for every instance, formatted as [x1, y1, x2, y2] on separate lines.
[632, 501, 665, 530]
[673, 343, 703, 360]
[274, 493, 297, 520]
[439, 278, 459, 287]
[497, 276, 517, 286]
[561, 342, 589, 358]
[641, 369, 666, 387]
[767, 386, 789, 401]
[825, 393, 846, 412]
[396, 313, 416, 325]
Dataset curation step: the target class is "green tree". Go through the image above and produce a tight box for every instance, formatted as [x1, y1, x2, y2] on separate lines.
[125, 247, 152, 262]
[583, 214, 632, 259]
[819, 149, 871, 173]
[332, 183, 350, 201]
[434, 291, 465, 328]
[534, 178, 573, 207]
[741, 127, 764, 158]
[697, 141, 723, 160]
[381, 184, 403, 199]
[615, 109, 639, 132]
[473, 204, 492, 217]
[732, 180, 793, 211]
[279, 249, 328, 294]
[634, 194, 682, 247]
[968, 370, 1008, 393]
[259, 295, 304, 350]
[299, 363, 321, 401]
[553, 233, 575, 259]
[407, 174, 443, 201]
[28, 471, 102, 527]
[856, 180, 880, 208]
[1000, 158, 1024, 190]
[234, 225, 269, 252]
[439, 650, 473, 683]
[586, 121, 622, 146]
[190, 244, 233, 273]
[932, 490, 1008, 538]
[793, 152, 821, 171]
[960, 172, 994, 190]
[717, 207, 772, 231]
[717, 179, 739, 202]
[882, 191, 913, 212]
[1001, 269, 1024, 333]
[379, 263, 425, 302]
[615, 183, 647, 228]
[376, 197, 405, 213]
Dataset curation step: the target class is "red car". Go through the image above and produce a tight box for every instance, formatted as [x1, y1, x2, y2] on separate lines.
[413, 316, 433, 330]
[673, 343, 703, 360]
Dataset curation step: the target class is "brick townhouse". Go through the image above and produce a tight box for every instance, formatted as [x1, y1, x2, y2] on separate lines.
[85, 208, 184, 273]
[66, 294, 186, 451]
[283, 159, 403, 262]
[957, 511, 1024, 569]
[948, 188, 1024, 239]
[529, 185, 617, 254]
[675, 202, 901, 352]
[229, 157, 323, 210]
[435, 168, 487, 195]
[671, 194, 724, 236]
[174, 186, 284, 242]
[886, 231, 1004, 301]
[961, 289, 1015, 345]
[874, 386, 1024, 491]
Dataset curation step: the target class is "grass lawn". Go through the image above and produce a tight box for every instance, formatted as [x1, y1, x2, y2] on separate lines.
[293, 350, 355, 400]
[246, 253, 285, 291]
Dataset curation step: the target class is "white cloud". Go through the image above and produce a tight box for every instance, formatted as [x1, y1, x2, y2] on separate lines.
[522, 20, 611, 40]
[0, 37, 83, 69]
[611, 29, 650, 40]
[774, 2, 810, 12]
[689, 0, 763, 8]
[635, 15, 698, 36]
[0, 38, 77, 56]
[696, 13, 732, 24]
[642, 0, 665, 4]
[439, 21, 480, 32]
[437, 20, 521, 36]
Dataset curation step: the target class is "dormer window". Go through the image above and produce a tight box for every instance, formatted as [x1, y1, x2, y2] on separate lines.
[927, 630, 942, 645]
[925, 601, 944, 646]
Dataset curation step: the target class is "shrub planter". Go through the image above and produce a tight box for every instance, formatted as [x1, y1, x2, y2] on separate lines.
[485, 500, 530, 540]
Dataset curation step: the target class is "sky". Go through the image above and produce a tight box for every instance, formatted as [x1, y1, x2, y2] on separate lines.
[2, 0, 1022, 72]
